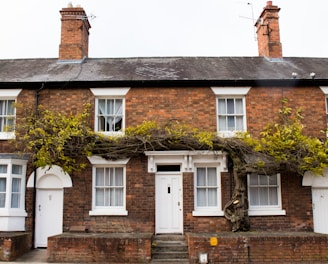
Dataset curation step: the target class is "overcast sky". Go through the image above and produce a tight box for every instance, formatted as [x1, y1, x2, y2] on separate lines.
[0, 0, 327, 59]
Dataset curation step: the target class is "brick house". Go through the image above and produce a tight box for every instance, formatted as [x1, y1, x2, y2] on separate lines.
[0, 1, 328, 263]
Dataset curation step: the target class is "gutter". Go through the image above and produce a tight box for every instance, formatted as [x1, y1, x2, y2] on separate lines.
[1, 78, 328, 89]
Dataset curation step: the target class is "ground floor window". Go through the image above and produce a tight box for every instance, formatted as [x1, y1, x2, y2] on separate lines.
[95, 167, 124, 207]
[193, 165, 224, 217]
[0, 157, 28, 231]
[88, 156, 129, 216]
[247, 173, 286, 215]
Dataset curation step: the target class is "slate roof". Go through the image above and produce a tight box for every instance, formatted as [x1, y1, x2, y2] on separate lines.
[1, 57, 328, 88]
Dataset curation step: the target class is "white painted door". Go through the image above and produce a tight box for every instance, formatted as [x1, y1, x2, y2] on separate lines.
[35, 189, 63, 247]
[312, 188, 328, 234]
[155, 173, 183, 234]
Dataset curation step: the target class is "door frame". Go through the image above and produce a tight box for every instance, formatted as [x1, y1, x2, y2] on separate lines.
[155, 172, 183, 234]
[27, 165, 72, 247]
[303, 170, 328, 234]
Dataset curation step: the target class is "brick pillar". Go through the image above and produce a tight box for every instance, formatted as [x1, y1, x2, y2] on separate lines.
[59, 3, 91, 60]
[255, 1, 282, 59]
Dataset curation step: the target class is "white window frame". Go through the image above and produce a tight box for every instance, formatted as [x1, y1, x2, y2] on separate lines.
[90, 88, 130, 137]
[0, 158, 28, 231]
[247, 173, 286, 216]
[0, 89, 22, 140]
[192, 163, 224, 217]
[211, 87, 250, 138]
[88, 156, 129, 216]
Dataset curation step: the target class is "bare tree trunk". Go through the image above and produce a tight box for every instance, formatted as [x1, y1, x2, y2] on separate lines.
[224, 168, 250, 232]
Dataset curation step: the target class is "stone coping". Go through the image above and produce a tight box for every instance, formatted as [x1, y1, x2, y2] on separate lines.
[186, 231, 328, 238]
[50, 232, 153, 239]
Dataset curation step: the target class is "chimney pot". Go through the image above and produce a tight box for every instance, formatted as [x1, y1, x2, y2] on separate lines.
[67, 2, 73, 8]
[267, 1, 273, 7]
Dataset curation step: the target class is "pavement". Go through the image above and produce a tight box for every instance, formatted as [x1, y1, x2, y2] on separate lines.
[6, 249, 47, 263]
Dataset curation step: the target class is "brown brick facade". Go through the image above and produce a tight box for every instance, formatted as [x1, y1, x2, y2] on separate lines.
[13, 85, 326, 235]
[1, 84, 325, 262]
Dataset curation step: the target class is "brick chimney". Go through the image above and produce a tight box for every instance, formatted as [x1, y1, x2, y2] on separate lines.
[255, 1, 282, 59]
[59, 3, 91, 61]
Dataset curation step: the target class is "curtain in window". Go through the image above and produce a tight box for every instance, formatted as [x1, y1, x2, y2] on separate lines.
[0, 178, 6, 208]
[196, 167, 218, 207]
[11, 178, 21, 208]
[0, 100, 15, 132]
[98, 99, 123, 132]
[207, 168, 217, 206]
[249, 174, 278, 206]
[95, 167, 123, 207]
[110, 168, 123, 206]
[218, 98, 244, 131]
[197, 168, 206, 206]
[12, 164, 22, 175]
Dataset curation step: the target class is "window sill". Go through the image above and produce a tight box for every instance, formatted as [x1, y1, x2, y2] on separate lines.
[192, 210, 224, 217]
[89, 209, 128, 216]
[218, 131, 243, 138]
[96, 131, 124, 137]
[0, 209, 27, 217]
[0, 132, 15, 140]
[248, 209, 286, 216]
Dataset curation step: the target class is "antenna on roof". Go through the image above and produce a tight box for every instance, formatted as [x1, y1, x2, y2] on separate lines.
[238, 2, 257, 41]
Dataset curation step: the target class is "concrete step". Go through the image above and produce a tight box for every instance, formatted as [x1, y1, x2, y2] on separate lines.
[150, 259, 189, 263]
[151, 235, 189, 262]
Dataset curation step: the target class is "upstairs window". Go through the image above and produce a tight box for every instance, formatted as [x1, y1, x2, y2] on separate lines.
[90, 88, 130, 136]
[211, 87, 250, 137]
[0, 100, 15, 133]
[248, 173, 285, 216]
[0, 89, 21, 140]
[217, 98, 245, 133]
[97, 98, 123, 133]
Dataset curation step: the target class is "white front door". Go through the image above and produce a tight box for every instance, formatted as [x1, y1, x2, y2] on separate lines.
[312, 188, 328, 234]
[35, 189, 63, 247]
[155, 173, 183, 234]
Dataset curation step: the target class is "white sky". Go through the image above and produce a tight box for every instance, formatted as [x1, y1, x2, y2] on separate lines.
[0, 0, 327, 59]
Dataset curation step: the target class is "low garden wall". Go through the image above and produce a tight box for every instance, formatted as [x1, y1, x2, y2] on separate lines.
[187, 232, 328, 263]
[48, 232, 152, 263]
[0, 232, 31, 261]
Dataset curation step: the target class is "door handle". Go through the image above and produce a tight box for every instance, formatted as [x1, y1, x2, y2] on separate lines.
[178, 202, 180, 206]
[38, 204, 41, 212]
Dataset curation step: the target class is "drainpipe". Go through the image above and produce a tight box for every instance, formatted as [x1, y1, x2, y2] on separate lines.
[31, 83, 45, 249]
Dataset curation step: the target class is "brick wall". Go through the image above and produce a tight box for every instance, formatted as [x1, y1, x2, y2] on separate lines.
[60, 156, 155, 233]
[48, 233, 152, 263]
[247, 86, 326, 138]
[125, 87, 217, 131]
[0, 233, 31, 261]
[187, 232, 328, 263]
